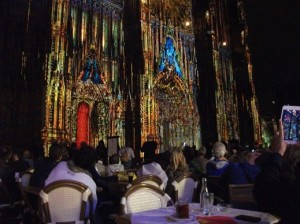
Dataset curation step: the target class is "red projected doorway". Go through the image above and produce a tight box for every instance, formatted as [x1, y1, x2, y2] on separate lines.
[76, 102, 90, 148]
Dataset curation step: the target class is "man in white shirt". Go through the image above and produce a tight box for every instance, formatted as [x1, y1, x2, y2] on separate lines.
[106, 154, 124, 176]
[136, 161, 168, 190]
[45, 147, 97, 218]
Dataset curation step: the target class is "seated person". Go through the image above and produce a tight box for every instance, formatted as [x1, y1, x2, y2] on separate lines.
[95, 140, 108, 166]
[45, 146, 97, 218]
[206, 141, 229, 176]
[165, 147, 190, 201]
[141, 135, 158, 163]
[224, 150, 261, 184]
[30, 143, 68, 187]
[219, 150, 261, 202]
[106, 154, 124, 176]
[10, 147, 31, 173]
[189, 146, 209, 176]
[166, 147, 189, 181]
[76, 146, 119, 219]
[227, 139, 245, 163]
[119, 144, 135, 169]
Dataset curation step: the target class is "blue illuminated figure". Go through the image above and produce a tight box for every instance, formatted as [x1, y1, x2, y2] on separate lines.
[159, 37, 183, 78]
[79, 49, 103, 84]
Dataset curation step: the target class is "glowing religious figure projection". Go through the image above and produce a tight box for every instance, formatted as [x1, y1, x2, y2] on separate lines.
[78, 48, 103, 84]
[158, 37, 183, 78]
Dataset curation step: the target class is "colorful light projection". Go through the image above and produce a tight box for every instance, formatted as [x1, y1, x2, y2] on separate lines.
[42, 0, 261, 151]
[78, 48, 103, 84]
[158, 36, 183, 78]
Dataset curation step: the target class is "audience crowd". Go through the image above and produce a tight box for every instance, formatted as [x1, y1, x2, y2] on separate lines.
[1, 120, 300, 223]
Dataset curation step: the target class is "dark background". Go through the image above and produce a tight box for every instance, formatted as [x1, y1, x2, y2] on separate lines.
[245, 0, 300, 120]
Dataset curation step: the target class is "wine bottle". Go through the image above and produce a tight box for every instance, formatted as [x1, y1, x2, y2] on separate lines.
[199, 177, 208, 210]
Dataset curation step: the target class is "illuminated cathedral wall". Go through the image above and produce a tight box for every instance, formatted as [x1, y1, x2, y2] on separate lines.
[42, 0, 261, 153]
[42, 0, 201, 152]
[139, 0, 200, 150]
[42, 0, 124, 153]
[198, 0, 261, 144]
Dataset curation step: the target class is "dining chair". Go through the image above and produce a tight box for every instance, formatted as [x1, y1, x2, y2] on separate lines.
[120, 183, 172, 214]
[126, 174, 164, 190]
[171, 173, 198, 203]
[229, 184, 257, 210]
[39, 180, 94, 224]
[16, 169, 34, 210]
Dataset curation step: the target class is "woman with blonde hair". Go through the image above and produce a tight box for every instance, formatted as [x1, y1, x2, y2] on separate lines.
[165, 147, 190, 201]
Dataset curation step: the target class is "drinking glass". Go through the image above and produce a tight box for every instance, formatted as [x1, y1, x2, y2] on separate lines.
[202, 192, 214, 215]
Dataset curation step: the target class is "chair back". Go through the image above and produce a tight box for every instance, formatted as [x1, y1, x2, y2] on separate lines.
[16, 170, 34, 210]
[127, 174, 163, 190]
[229, 184, 256, 210]
[172, 174, 198, 203]
[39, 180, 93, 224]
[120, 183, 171, 214]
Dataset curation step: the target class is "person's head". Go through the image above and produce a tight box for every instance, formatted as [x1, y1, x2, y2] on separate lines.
[73, 145, 96, 170]
[49, 143, 68, 162]
[212, 141, 227, 159]
[169, 147, 188, 171]
[198, 146, 207, 157]
[182, 145, 194, 161]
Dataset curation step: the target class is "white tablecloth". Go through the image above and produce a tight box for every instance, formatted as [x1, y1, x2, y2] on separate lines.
[131, 203, 279, 224]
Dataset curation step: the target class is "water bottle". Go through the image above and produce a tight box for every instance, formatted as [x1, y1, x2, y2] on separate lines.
[199, 177, 208, 210]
